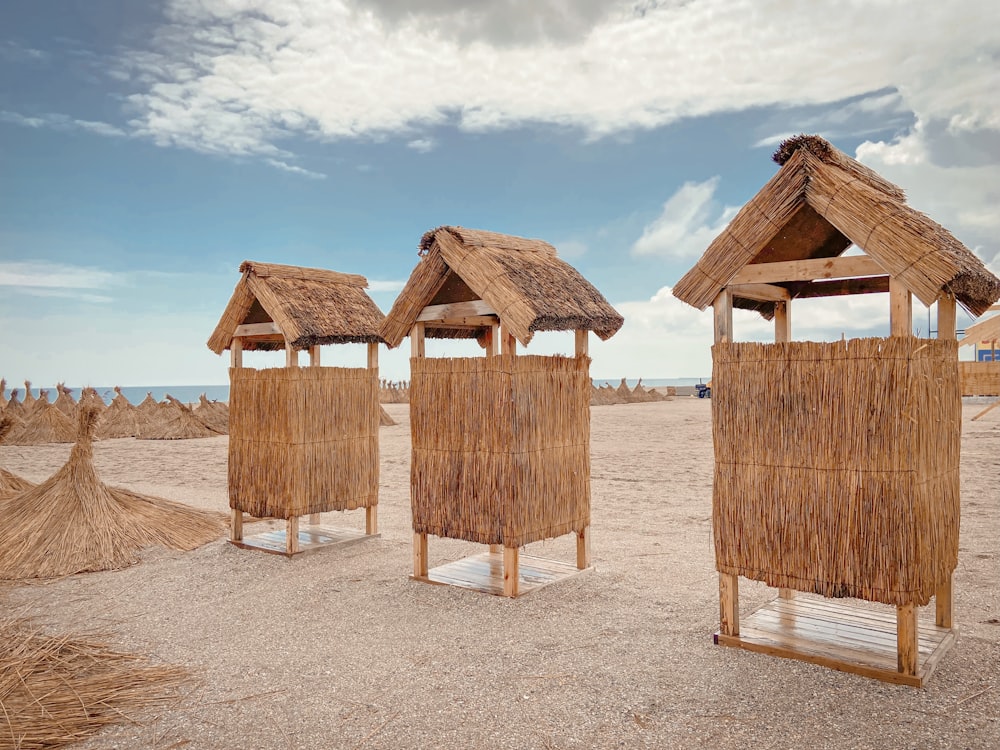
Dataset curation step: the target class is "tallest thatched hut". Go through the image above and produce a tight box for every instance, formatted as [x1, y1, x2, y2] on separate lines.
[381, 226, 623, 597]
[208, 261, 386, 556]
[673, 135, 1000, 686]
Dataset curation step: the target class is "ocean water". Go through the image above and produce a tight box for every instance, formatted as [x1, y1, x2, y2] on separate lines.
[3, 377, 708, 406]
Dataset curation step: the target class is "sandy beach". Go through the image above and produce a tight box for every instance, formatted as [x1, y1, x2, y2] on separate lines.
[1, 398, 998, 749]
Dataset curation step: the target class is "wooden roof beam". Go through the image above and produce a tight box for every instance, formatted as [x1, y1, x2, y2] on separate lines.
[234, 321, 282, 337]
[730, 255, 885, 285]
[791, 276, 890, 299]
[417, 300, 496, 322]
[729, 283, 791, 302]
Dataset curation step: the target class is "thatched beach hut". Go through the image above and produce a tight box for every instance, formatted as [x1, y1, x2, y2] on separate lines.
[672, 134, 1000, 686]
[0, 405, 226, 579]
[208, 260, 386, 555]
[381, 226, 623, 597]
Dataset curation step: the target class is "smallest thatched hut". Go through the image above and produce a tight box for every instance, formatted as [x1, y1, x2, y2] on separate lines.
[207, 260, 386, 556]
[381, 226, 623, 597]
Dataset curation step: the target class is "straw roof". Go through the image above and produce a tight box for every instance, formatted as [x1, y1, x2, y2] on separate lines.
[0, 378, 6, 409]
[6, 402, 77, 445]
[959, 312, 1000, 347]
[379, 404, 397, 426]
[0, 405, 227, 579]
[138, 395, 223, 440]
[3, 389, 25, 420]
[380, 226, 624, 347]
[54, 382, 78, 416]
[96, 387, 143, 439]
[0, 613, 189, 750]
[207, 260, 386, 354]
[21, 380, 36, 414]
[0, 415, 35, 497]
[195, 393, 230, 434]
[673, 135, 1000, 318]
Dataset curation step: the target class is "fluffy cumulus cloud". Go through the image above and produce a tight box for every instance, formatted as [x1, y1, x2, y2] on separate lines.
[116, 0, 999, 159]
[631, 177, 739, 259]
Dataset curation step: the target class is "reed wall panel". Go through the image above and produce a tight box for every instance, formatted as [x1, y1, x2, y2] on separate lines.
[410, 354, 590, 547]
[228, 367, 378, 518]
[712, 337, 960, 606]
[959, 361, 1000, 396]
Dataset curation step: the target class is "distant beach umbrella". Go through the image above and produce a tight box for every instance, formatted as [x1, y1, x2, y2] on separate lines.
[5, 401, 77, 445]
[0, 414, 36, 497]
[138, 395, 223, 440]
[96, 386, 142, 439]
[21, 380, 36, 414]
[54, 382, 78, 417]
[194, 393, 229, 435]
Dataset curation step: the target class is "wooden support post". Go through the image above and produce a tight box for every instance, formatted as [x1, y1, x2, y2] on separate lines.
[486, 324, 499, 358]
[935, 576, 953, 629]
[285, 345, 299, 367]
[231, 338, 243, 368]
[410, 323, 425, 358]
[774, 300, 791, 343]
[503, 546, 520, 598]
[719, 573, 740, 637]
[366, 506, 378, 535]
[286, 516, 300, 554]
[576, 526, 591, 570]
[779, 588, 795, 600]
[309, 345, 321, 366]
[368, 341, 379, 370]
[489, 544, 501, 553]
[575, 329, 589, 358]
[230, 508, 243, 542]
[937, 293, 957, 340]
[413, 532, 428, 577]
[896, 603, 918, 675]
[501, 329, 517, 356]
[713, 289, 734, 345]
[889, 279, 913, 338]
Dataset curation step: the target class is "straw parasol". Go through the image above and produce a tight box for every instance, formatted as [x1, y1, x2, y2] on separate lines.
[136, 391, 159, 419]
[138, 395, 223, 440]
[0, 414, 35, 498]
[21, 380, 37, 415]
[96, 386, 143, 439]
[0, 404, 227, 579]
[195, 393, 229, 434]
[5, 402, 77, 445]
[0, 612, 189, 749]
[672, 134, 1000, 318]
[0, 377, 6, 409]
[379, 404, 397, 426]
[54, 382, 78, 416]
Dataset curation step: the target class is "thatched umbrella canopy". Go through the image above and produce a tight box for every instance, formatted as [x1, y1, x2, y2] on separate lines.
[54, 382, 78, 416]
[0, 415, 36, 498]
[4, 389, 25, 420]
[380, 226, 624, 348]
[207, 260, 386, 354]
[96, 386, 142, 439]
[194, 393, 229, 434]
[138, 395, 223, 440]
[6, 402, 77, 445]
[0, 377, 7, 409]
[0, 405, 227, 579]
[379, 404, 397, 426]
[21, 380, 36, 415]
[136, 392, 160, 419]
[673, 134, 1000, 318]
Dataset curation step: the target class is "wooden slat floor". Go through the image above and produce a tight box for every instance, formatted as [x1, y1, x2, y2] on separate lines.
[413, 551, 588, 597]
[715, 595, 957, 687]
[231, 525, 378, 557]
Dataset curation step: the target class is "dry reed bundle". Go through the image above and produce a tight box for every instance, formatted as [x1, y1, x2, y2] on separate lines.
[6, 403, 76, 445]
[21, 381, 36, 415]
[228, 366, 379, 518]
[959, 361, 1000, 396]
[3, 391, 25, 420]
[379, 404, 397, 426]
[136, 391, 159, 418]
[195, 394, 230, 434]
[95, 386, 142, 439]
[0, 405, 227, 580]
[0, 415, 35, 498]
[410, 354, 591, 548]
[0, 614, 189, 750]
[78, 387, 107, 415]
[0, 378, 6, 409]
[712, 337, 960, 606]
[138, 396, 222, 440]
[53, 383, 77, 416]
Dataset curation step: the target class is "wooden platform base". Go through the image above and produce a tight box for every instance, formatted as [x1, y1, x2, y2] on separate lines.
[412, 551, 589, 598]
[715, 596, 957, 687]
[230, 525, 378, 557]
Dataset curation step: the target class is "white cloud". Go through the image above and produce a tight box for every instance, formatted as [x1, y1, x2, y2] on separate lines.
[631, 177, 739, 259]
[407, 138, 435, 153]
[0, 261, 119, 290]
[265, 158, 327, 179]
[554, 240, 587, 259]
[366, 279, 406, 292]
[0, 110, 126, 137]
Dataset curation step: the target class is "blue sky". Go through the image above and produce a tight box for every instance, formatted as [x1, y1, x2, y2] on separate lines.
[2, 0, 998, 387]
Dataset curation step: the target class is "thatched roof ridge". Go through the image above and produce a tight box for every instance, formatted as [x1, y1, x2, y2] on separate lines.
[382, 226, 624, 347]
[673, 135, 1000, 318]
[959, 312, 1000, 347]
[207, 260, 385, 354]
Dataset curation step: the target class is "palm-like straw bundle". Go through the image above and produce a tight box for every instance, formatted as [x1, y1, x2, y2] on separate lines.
[21, 380, 36, 415]
[0, 415, 35, 498]
[195, 393, 230, 434]
[138, 395, 222, 440]
[0, 405, 226, 580]
[53, 383, 78, 416]
[3, 390, 25, 420]
[712, 337, 960, 607]
[5, 402, 76, 445]
[410, 354, 591, 548]
[96, 386, 142, 439]
[0, 614, 189, 750]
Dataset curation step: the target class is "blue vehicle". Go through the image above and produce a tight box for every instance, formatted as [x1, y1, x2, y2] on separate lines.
[695, 380, 712, 399]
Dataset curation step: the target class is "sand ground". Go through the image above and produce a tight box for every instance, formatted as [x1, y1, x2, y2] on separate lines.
[1, 398, 998, 749]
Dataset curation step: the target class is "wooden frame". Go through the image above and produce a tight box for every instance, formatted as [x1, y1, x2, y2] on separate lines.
[410, 307, 592, 598]
[711, 255, 958, 686]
